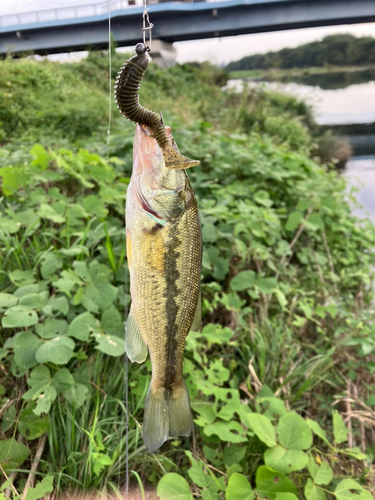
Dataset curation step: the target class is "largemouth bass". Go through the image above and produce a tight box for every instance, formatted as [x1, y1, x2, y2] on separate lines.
[125, 124, 202, 452]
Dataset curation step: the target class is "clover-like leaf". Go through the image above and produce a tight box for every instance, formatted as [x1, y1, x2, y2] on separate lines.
[2, 305, 38, 328]
[226, 473, 255, 500]
[277, 412, 312, 450]
[36, 336, 75, 364]
[157, 473, 193, 500]
[242, 413, 277, 447]
[92, 331, 125, 357]
[264, 446, 308, 474]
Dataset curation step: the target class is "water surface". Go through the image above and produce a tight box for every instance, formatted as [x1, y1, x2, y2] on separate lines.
[343, 155, 375, 222]
[226, 78, 375, 126]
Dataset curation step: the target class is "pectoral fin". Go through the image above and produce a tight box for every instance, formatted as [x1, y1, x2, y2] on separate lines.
[190, 290, 202, 332]
[125, 307, 148, 363]
[162, 143, 200, 170]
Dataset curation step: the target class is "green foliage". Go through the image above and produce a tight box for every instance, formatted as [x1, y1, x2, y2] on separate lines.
[0, 52, 374, 499]
[227, 33, 375, 71]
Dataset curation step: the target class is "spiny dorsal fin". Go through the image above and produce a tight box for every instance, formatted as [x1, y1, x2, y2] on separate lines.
[162, 143, 200, 170]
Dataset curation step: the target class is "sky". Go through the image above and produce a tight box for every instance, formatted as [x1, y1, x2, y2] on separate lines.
[1, 0, 375, 65]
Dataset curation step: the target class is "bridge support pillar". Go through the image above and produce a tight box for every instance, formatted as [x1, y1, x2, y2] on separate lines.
[150, 40, 176, 69]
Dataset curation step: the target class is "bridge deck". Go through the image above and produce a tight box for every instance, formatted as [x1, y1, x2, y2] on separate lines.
[1, 0, 375, 56]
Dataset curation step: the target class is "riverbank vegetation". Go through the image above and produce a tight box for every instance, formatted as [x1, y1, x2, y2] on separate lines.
[227, 34, 375, 71]
[0, 51, 375, 499]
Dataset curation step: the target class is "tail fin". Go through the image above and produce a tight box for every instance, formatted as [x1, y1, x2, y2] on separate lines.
[143, 381, 193, 453]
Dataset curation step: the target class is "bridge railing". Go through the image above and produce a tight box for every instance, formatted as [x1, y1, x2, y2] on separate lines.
[0, 0, 143, 28]
[0, 0, 213, 28]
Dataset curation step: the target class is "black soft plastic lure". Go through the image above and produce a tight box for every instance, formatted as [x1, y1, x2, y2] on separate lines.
[114, 43, 199, 170]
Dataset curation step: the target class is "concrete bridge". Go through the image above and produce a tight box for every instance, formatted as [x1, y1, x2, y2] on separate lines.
[1, 0, 375, 57]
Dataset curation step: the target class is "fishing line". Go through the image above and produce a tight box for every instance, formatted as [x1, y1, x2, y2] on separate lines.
[107, 0, 112, 161]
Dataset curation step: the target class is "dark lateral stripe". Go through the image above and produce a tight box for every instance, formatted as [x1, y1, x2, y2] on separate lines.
[163, 221, 181, 390]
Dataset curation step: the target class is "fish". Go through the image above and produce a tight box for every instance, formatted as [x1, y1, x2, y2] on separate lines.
[125, 124, 202, 453]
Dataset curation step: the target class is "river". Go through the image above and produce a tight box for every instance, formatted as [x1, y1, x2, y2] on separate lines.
[226, 70, 375, 221]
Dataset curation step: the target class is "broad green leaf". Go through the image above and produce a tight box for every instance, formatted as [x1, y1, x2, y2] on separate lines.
[18, 408, 49, 440]
[333, 411, 348, 444]
[306, 213, 324, 231]
[19, 293, 46, 309]
[157, 473, 193, 500]
[43, 295, 69, 316]
[230, 270, 257, 291]
[202, 489, 220, 500]
[307, 457, 333, 486]
[36, 336, 75, 364]
[285, 211, 302, 231]
[85, 274, 118, 310]
[36, 319, 69, 339]
[242, 413, 277, 447]
[41, 254, 63, 279]
[192, 402, 217, 426]
[67, 311, 101, 341]
[52, 368, 75, 392]
[200, 324, 233, 345]
[256, 277, 277, 294]
[73, 261, 93, 283]
[14, 332, 42, 371]
[92, 331, 125, 357]
[264, 446, 308, 474]
[204, 420, 247, 443]
[23, 366, 52, 400]
[83, 195, 108, 218]
[31, 144, 50, 170]
[9, 269, 35, 286]
[1, 404, 16, 433]
[0, 438, 29, 471]
[223, 446, 247, 467]
[0, 293, 18, 310]
[63, 383, 89, 408]
[187, 457, 212, 488]
[38, 203, 65, 223]
[255, 466, 298, 499]
[304, 479, 326, 500]
[202, 223, 218, 243]
[0, 166, 27, 196]
[254, 190, 273, 207]
[53, 270, 81, 296]
[34, 386, 57, 415]
[334, 479, 372, 500]
[277, 412, 312, 450]
[101, 307, 124, 337]
[226, 473, 254, 500]
[306, 419, 330, 446]
[92, 453, 112, 476]
[2, 305, 38, 328]
[25, 475, 54, 500]
[258, 397, 286, 417]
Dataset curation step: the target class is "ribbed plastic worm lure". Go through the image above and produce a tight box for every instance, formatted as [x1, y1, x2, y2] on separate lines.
[114, 43, 199, 170]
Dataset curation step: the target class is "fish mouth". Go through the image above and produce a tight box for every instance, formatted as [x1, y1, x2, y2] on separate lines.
[135, 124, 199, 170]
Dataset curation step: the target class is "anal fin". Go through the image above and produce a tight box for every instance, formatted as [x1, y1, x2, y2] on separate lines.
[190, 289, 201, 332]
[125, 307, 148, 363]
